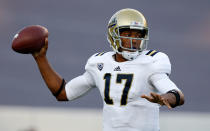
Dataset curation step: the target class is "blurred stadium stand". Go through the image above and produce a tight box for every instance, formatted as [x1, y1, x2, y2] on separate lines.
[0, 106, 210, 131]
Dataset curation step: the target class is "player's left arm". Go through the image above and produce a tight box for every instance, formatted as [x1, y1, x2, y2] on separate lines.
[141, 91, 184, 109]
[141, 73, 185, 109]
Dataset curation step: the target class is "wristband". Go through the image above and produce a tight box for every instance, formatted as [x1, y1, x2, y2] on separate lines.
[167, 89, 180, 108]
[53, 79, 65, 97]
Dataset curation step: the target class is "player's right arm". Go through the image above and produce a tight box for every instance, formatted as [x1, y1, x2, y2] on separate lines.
[32, 38, 96, 101]
[32, 38, 68, 101]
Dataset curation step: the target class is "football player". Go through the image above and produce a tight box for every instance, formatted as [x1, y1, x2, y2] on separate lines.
[32, 8, 184, 131]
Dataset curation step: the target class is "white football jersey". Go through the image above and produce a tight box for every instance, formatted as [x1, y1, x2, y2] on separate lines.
[83, 50, 171, 131]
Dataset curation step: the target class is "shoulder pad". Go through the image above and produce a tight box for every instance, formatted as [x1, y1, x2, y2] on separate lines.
[85, 52, 108, 71]
[150, 51, 171, 75]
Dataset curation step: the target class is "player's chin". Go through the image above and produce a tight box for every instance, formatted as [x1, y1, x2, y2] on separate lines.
[120, 48, 139, 52]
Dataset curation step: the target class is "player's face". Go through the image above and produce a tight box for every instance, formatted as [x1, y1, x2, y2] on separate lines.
[119, 29, 143, 52]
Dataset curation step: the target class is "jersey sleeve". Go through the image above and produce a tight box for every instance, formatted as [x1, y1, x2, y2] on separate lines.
[149, 73, 180, 94]
[151, 52, 171, 75]
[84, 53, 98, 81]
[65, 71, 95, 101]
[65, 55, 97, 101]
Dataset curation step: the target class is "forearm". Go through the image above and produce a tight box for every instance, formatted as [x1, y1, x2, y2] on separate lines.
[150, 73, 185, 108]
[34, 55, 67, 100]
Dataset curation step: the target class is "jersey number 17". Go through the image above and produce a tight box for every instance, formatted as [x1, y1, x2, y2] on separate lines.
[103, 73, 133, 106]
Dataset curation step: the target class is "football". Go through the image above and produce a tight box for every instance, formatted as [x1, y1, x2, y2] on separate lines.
[12, 25, 48, 54]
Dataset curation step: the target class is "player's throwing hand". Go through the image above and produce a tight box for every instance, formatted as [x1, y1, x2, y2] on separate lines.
[32, 38, 48, 59]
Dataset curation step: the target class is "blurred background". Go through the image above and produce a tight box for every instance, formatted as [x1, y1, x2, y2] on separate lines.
[0, 0, 210, 130]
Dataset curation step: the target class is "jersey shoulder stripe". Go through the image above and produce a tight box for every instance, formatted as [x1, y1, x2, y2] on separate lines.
[145, 50, 159, 56]
[86, 51, 113, 71]
[95, 52, 106, 56]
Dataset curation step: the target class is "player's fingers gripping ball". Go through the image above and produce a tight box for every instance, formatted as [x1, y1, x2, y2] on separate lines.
[12, 25, 48, 54]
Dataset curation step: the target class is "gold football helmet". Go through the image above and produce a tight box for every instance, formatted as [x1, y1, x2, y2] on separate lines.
[107, 8, 149, 60]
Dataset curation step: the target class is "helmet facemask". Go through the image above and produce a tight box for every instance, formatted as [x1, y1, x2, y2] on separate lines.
[109, 26, 149, 60]
[117, 27, 148, 51]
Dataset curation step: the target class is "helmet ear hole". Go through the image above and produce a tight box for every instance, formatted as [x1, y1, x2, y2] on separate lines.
[118, 47, 122, 52]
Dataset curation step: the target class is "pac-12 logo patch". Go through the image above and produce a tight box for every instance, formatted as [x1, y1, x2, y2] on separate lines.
[97, 63, 104, 71]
